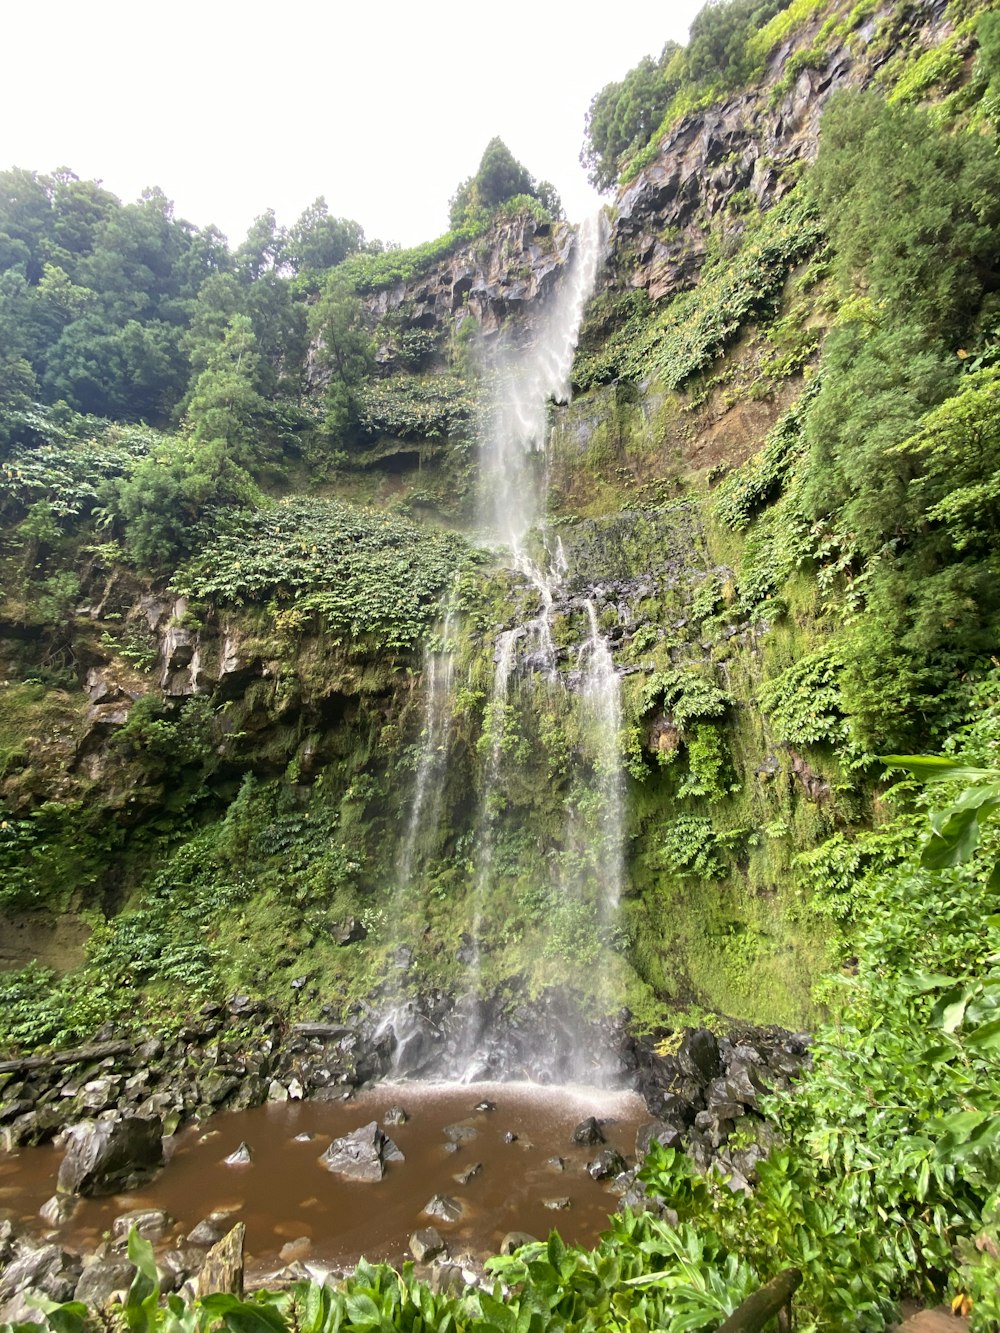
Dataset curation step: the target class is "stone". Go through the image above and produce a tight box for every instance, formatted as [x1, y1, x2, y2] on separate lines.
[75, 1259, 136, 1304]
[187, 1211, 240, 1247]
[443, 1122, 477, 1143]
[193, 1223, 245, 1298]
[39, 1194, 78, 1226]
[472, 1100, 496, 1113]
[453, 1162, 482, 1185]
[409, 1227, 447, 1262]
[267, 1080, 289, 1102]
[57, 1115, 163, 1196]
[111, 1208, 171, 1240]
[287, 1078, 304, 1101]
[278, 1237, 312, 1264]
[499, 1231, 536, 1255]
[543, 1197, 571, 1211]
[546, 1156, 566, 1171]
[320, 1122, 402, 1182]
[422, 1194, 462, 1224]
[0, 1245, 78, 1303]
[223, 1141, 253, 1165]
[587, 1148, 627, 1180]
[636, 1121, 683, 1157]
[383, 1104, 409, 1126]
[502, 1130, 518, 1144]
[331, 917, 367, 946]
[571, 1117, 605, 1146]
[678, 1029, 722, 1084]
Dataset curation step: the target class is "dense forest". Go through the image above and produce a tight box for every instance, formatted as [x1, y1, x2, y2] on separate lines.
[2, 0, 1000, 1328]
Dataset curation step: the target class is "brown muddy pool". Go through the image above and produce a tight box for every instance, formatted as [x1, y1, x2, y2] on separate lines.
[0, 1083, 649, 1279]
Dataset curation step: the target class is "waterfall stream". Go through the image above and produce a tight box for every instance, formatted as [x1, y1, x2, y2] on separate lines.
[387, 214, 628, 1084]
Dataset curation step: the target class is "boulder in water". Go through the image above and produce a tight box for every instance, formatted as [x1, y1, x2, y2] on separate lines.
[409, 1228, 447, 1262]
[571, 1116, 605, 1146]
[320, 1121, 403, 1182]
[422, 1194, 462, 1224]
[223, 1141, 253, 1165]
[57, 1115, 163, 1196]
[587, 1148, 627, 1180]
[193, 1223, 245, 1298]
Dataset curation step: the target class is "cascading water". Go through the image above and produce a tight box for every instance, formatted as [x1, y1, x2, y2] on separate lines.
[579, 599, 626, 922]
[395, 603, 459, 895]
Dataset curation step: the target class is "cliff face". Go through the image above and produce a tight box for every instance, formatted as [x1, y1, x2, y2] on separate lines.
[610, 0, 953, 299]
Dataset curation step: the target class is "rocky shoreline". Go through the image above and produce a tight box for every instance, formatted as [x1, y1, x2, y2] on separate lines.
[0, 992, 809, 1318]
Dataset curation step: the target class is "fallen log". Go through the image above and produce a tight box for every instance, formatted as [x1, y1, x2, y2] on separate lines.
[715, 1269, 803, 1333]
[0, 1040, 133, 1076]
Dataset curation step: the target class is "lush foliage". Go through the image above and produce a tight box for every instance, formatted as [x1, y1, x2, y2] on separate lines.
[173, 497, 473, 648]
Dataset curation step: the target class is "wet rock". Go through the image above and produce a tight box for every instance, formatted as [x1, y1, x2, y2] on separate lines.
[187, 1211, 239, 1247]
[543, 1197, 571, 1211]
[39, 1194, 78, 1226]
[331, 918, 367, 946]
[443, 1122, 477, 1143]
[547, 1156, 566, 1172]
[75, 1258, 136, 1304]
[57, 1115, 163, 1196]
[587, 1148, 627, 1180]
[678, 1029, 722, 1083]
[112, 1208, 171, 1241]
[267, 1080, 289, 1102]
[194, 1222, 245, 1298]
[422, 1194, 463, 1224]
[571, 1117, 605, 1146]
[223, 1141, 253, 1166]
[384, 1104, 409, 1126]
[278, 1237, 312, 1264]
[0, 1244, 79, 1303]
[453, 1162, 482, 1185]
[473, 1100, 496, 1113]
[294, 1132, 315, 1142]
[320, 1122, 403, 1182]
[502, 1130, 518, 1144]
[409, 1227, 447, 1262]
[636, 1121, 682, 1157]
[499, 1231, 537, 1255]
[161, 1248, 206, 1283]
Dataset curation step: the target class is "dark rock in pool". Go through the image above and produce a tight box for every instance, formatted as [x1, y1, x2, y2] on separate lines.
[500, 1231, 536, 1255]
[543, 1196, 571, 1210]
[587, 1148, 627, 1181]
[57, 1115, 163, 1197]
[453, 1162, 482, 1185]
[422, 1194, 463, 1224]
[473, 1100, 496, 1113]
[383, 1104, 409, 1126]
[502, 1130, 518, 1144]
[443, 1122, 477, 1143]
[409, 1227, 447, 1262]
[320, 1121, 403, 1182]
[187, 1210, 241, 1247]
[571, 1116, 605, 1146]
[39, 1194, 78, 1226]
[546, 1156, 566, 1172]
[223, 1141, 253, 1166]
[111, 1208, 172, 1240]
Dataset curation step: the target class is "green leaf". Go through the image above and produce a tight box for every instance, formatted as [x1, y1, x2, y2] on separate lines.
[964, 1014, 1000, 1053]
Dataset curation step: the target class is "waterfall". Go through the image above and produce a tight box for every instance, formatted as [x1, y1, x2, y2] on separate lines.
[395, 604, 459, 895]
[478, 213, 605, 551]
[580, 599, 625, 922]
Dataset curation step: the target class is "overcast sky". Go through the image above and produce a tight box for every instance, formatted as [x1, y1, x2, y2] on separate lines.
[2, 0, 706, 249]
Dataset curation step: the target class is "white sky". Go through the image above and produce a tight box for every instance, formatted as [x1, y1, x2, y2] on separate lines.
[2, 0, 705, 249]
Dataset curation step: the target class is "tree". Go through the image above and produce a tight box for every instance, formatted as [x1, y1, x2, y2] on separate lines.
[448, 138, 545, 228]
[183, 313, 267, 461]
[308, 271, 372, 442]
[110, 436, 257, 568]
[285, 198, 364, 275]
[686, 0, 783, 87]
[581, 46, 681, 191]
